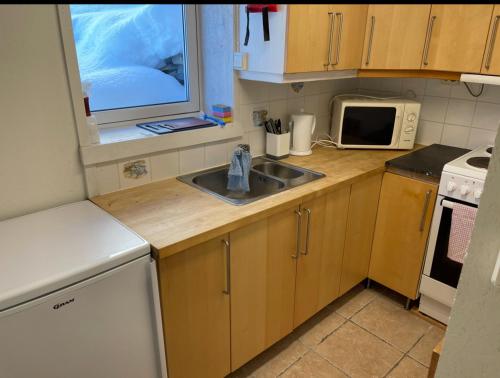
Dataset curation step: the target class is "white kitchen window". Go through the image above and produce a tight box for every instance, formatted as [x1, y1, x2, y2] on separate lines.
[67, 4, 200, 125]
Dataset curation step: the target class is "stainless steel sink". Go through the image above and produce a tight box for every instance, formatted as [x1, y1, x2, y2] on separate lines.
[177, 157, 325, 205]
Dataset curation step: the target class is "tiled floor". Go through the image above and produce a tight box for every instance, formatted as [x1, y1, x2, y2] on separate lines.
[228, 284, 445, 378]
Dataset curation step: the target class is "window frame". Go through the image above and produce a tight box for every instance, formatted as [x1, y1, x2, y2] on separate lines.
[59, 4, 200, 126]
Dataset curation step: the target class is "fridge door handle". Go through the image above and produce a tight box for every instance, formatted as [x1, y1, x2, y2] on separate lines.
[491, 250, 500, 288]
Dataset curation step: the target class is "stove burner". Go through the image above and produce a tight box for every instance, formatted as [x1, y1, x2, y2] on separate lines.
[466, 156, 490, 169]
[487, 147, 493, 154]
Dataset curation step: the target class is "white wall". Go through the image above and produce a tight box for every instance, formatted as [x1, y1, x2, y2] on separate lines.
[0, 5, 86, 221]
[358, 78, 500, 149]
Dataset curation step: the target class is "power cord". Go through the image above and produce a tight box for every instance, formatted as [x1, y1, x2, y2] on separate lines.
[463, 82, 484, 97]
[311, 133, 338, 149]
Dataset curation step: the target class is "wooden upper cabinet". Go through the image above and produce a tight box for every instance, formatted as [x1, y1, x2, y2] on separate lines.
[230, 206, 298, 371]
[339, 173, 383, 296]
[286, 5, 332, 73]
[293, 187, 350, 327]
[482, 5, 500, 75]
[328, 5, 368, 70]
[158, 235, 230, 378]
[422, 5, 494, 73]
[286, 5, 367, 73]
[369, 173, 437, 300]
[361, 5, 431, 70]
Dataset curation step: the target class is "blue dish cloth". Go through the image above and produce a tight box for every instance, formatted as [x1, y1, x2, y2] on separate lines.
[227, 147, 251, 192]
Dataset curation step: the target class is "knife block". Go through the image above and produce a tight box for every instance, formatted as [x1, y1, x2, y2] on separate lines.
[266, 132, 290, 160]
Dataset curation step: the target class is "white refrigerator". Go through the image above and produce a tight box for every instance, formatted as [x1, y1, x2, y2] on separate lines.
[0, 201, 166, 378]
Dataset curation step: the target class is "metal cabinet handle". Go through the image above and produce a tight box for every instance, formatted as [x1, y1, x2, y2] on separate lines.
[365, 15, 375, 66]
[325, 12, 335, 69]
[293, 209, 301, 259]
[221, 239, 230, 295]
[423, 15, 437, 66]
[419, 190, 432, 232]
[485, 15, 500, 69]
[301, 208, 312, 255]
[332, 12, 343, 66]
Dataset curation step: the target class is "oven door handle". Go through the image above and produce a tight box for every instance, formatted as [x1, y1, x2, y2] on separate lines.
[441, 199, 456, 209]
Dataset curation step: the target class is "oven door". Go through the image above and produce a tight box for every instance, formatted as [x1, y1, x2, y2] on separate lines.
[423, 195, 477, 286]
[338, 104, 402, 148]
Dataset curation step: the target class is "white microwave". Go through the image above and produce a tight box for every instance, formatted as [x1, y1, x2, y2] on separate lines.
[330, 95, 421, 150]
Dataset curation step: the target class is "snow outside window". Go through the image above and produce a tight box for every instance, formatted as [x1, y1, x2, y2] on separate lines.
[69, 4, 200, 125]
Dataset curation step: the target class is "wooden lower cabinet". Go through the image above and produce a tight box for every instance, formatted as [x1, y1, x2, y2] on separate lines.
[158, 175, 386, 377]
[230, 205, 299, 370]
[369, 173, 437, 299]
[158, 235, 231, 378]
[339, 173, 383, 295]
[293, 187, 350, 327]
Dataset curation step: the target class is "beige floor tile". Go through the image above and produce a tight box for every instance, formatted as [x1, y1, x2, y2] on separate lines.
[351, 297, 432, 352]
[330, 285, 379, 319]
[315, 321, 403, 378]
[280, 351, 348, 378]
[235, 335, 308, 378]
[294, 307, 346, 348]
[386, 357, 428, 378]
[408, 326, 445, 367]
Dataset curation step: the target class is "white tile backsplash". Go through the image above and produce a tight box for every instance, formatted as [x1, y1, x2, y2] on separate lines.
[425, 79, 452, 97]
[96, 163, 120, 194]
[268, 99, 288, 123]
[401, 78, 426, 97]
[249, 128, 266, 156]
[416, 120, 444, 146]
[421, 96, 449, 123]
[467, 128, 497, 148]
[150, 150, 179, 181]
[445, 99, 476, 126]
[359, 77, 500, 149]
[93, 76, 500, 195]
[205, 141, 228, 168]
[473, 102, 500, 130]
[179, 145, 205, 174]
[286, 96, 306, 114]
[441, 124, 470, 148]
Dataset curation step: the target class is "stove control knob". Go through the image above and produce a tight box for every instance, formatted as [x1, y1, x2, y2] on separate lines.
[460, 185, 470, 196]
[474, 188, 483, 199]
[447, 182, 457, 192]
[407, 113, 417, 122]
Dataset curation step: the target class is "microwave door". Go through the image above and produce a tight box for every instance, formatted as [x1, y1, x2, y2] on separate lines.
[340, 106, 397, 147]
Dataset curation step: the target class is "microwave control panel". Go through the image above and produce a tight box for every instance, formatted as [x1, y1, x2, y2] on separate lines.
[398, 103, 421, 149]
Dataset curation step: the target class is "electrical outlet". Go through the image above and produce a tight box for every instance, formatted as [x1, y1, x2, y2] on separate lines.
[252, 109, 268, 127]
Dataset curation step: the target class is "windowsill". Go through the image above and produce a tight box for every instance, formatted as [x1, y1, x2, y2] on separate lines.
[79, 121, 243, 166]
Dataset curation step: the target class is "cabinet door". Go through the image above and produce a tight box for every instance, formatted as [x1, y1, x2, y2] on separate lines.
[369, 173, 437, 300]
[422, 5, 493, 72]
[286, 5, 332, 73]
[293, 187, 350, 327]
[230, 206, 298, 370]
[158, 235, 230, 378]
[362, 5, 431, 70]
[339, 173, 383, 296]
[481, 5, 500, 75]
[328, 5, 368, 70]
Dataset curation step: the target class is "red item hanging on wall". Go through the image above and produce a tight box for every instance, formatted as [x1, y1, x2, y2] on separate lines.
[243, 4, 279, 46]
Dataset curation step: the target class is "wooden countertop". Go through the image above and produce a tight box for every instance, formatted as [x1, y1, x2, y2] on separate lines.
[91, 147, 414, 259]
